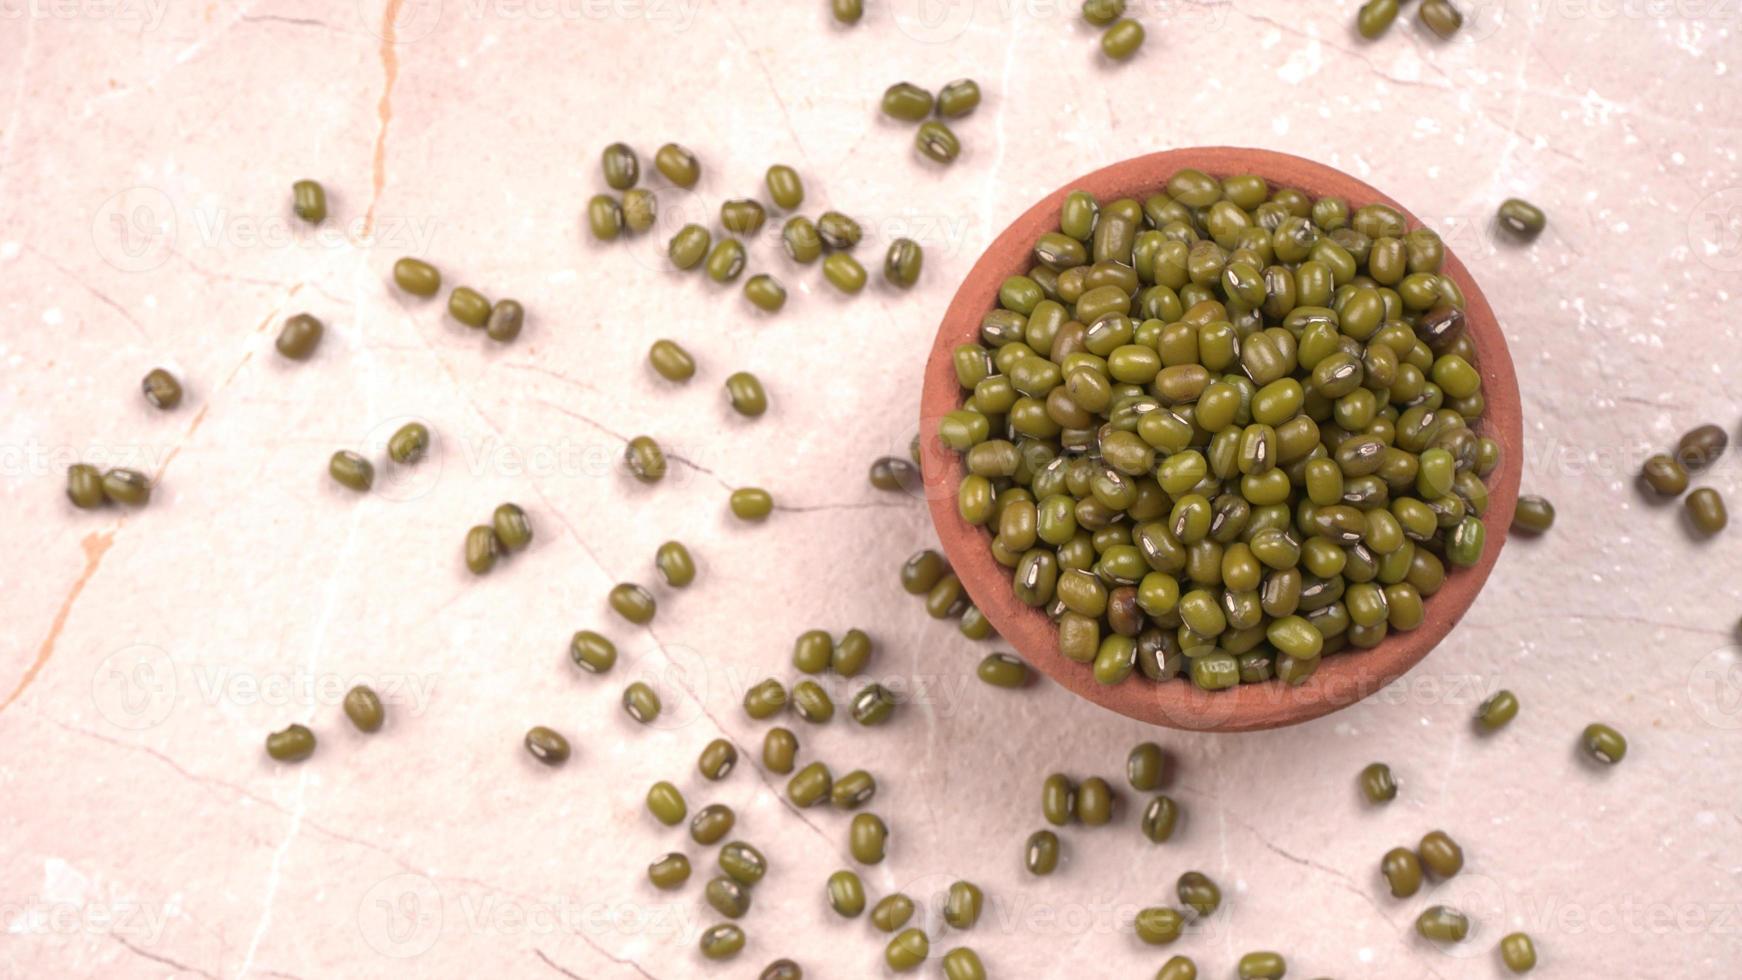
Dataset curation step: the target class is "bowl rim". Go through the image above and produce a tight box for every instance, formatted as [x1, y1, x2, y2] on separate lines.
[918, 146, 1523, 732]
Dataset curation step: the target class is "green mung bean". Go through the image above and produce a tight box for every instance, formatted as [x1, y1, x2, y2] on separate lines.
[707, 239, 747, 283]
[1360, 762, 1397, 803]
[1237, 952, 1286, 979]
[388, 422, 430, 464]
[761, 960, 802, 980]
[1416, 905, 1470, 942]
[1135, 907, 1183, 945]
[698, 739, 737, 780]
[817, 211, 862, 250]
[1641, 454, 1689, 496]
[1418, 0, 1463, 37]
[1678, 424, 1729, 470]
[601, 142, 639, 190]
[691, 804, 735, 845]
[492, 503, 531, 552]
[872, 893, 915, 932]
[884, 238, 924, 287]
[941, 948, 985, 980]
[834, 628, 873, 676]
[621, 682, 661, 724]
[1512, 495, 1554, 534]
[699, 923, 744, 960]
[1101, 19, 1145, 59]
[275, 313, 323, 360]
[586, 194, 624, 241]
[1024, 829, 1059, 874]
[762, 726, 798, 773]
[793, 630, 833, 673]
[486, 299, 523, 342]
[823, 251, 868, 293]
[1127, 742, 1165, 790]
[1582, 722, 1627, 764]
[343, 685, 384, 732]
[782, 216, 823, 263]
[668, 224, 711, 269]
[1176, 871, 1220, 917]
[292, 179, 326, 223]
[393, 258, 440, 297]
[1156, 956, 1198, 980]
[831, 769, 876, 809]
[1500, 932, 1538, 972]
[141, 368, 182, 409]
[1082, 0, 1124, 26]
[944, 881, 983, 929]
[870, 456, 920, 492]
[1042, 773, 1076, 825]
[621, 189, 657, 233]
[1141, 794, 1179, 843]
[1477, 689, 1518, 730]
[850, 683, 896, 724]
[1497, 198, 1545, 238]
[849, 812, 888, 863]
[523, 726, 568, 766]
[916, 121, 960, 163]
[832, 0, 862, 22]
[625, 436, 667, 483]
[725, 371, 769, 416]
[266, 723, 316, 762]
[66, 464, 105, 509]
[706, 875, 752, 918]
[1077, 776, 1114, 825]
[1419, 830, 1464, 878]
[885, 928, 929, 972]
[828, 870, 866, 917]
[448, 286, 490, 327]
[609, 583, 657, 624]
[465, 525, 500, 575]
[646, 781, 686, 825]
[328, 451, 374, 492]
[881, 82, 934, 121]
[744, 679, 787, 719]
[977, 652, 1031, 688]
[744, 274, 787, 312]
[648, 339, 695, 381]
[791, 680, 835, 723]
[721, 199, 767, 236]
[936, 78, 981, 118]
[654, 143, 700, 187]
[788, 761, 833, 807]
[1687, 487, 1728, 536]
[1357, 0, 1399, 38]
[766, 165, 804, 209]
[570, 631, 617, 674]
[1382, 846, 1423, 897]
[647, 852, 689, 890]
[655, 541, 695, 587]
[731, 487, 774, 520]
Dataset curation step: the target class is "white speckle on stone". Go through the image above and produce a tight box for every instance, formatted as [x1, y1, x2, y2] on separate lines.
[42, 308, 63, 325]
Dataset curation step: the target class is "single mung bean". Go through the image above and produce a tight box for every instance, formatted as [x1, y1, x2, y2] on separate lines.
[691, 804, 736, 845]
[1497, 198, 1545, 238]
[1237, 952, 1287, 979]
[1127, 742, 1165, 790]
[492, 503, 532, 552]
[291, 179, 326, 223]
[1500, 932, 1538, 972]
[1419, 830, 1464, 878]
[832, 0, 863, 22]
[885, 928, 929, 972]
[1582, 722, 1627, 764]
[936, 78, 981, 118]
[1042, 773, 1076, 825]
[719, 841, 767, 885]
[1135, 907, 1184, 945]
[465, 525, 500, 574]
[828, 869, 866, 917]
[648, 339, 696, 381]
[1361, 762, 1398, 803]
[655, 541, 695, 588]
[609, 583, 656, 625]
[1416, 905, 1470, 942]
[388, 422, 430, 464]
[1101, 18, 1145, 60]
[265, 724, 316, 762]
[586, 194, 624, 241]
[850, 683, 896, 724]
[343, 685, 384, 732]
[706, 875, 752, 918]
[762, 726, 797, 773]
[916, 121, 961, 164]
[788, 761, 833, 807]
[698, 738, 737, 780]
[1477, 689, 1518, 730]
[141, 368, 182, 409]
[653, 143, 700, 187]
[834, 628, 873, 676]
[275, 313, 323, 359]
[817, 211, 862, 250]
[870, 456, 920, 492]
[1141, 794, 1179, 842]
[1077, 777, 1114, 825]
[699, 923, 745, 960]
[393, 257, 440, 297]
[791, 680, 835, 723]
[523, 726, 568, 766]
[1176, 871, 1220, 917]
[782, 216, 822, 263]
[1678, 423, 1729, 470]
[1641, 453, 1689, 496]
[744, 679, 787, 719]
[945, 881, 983, 929]
[941, 948, 985, 980]
[621, 188, 657, 233]
[765, 164, 804, 209]
[721, 199, 767, 236]
[744, 274, 787, 312]
[1025, 829, 1060, 874]
[622, 681, 661, 723]
[1382, 846, 1423, 897]
[569, 630, 617, 673]
[881, 82, 934, 121]
[1687, 487, 1728, 536]
[1418, 0, 1463, 37]
[668, 224, 711, 269]
[1082, 0, 1124, 26]
[706, 238, 748, 283]
[885, 238, 924, 287]
[823, 251, 868, 293]
[872, 893, 915, 932]
[624, 436, 667, 483]
[103, 470, 153, 512]
[1156, 955, 1198, 980]
[448, 286, 490, 327]
[601, 142, 639, 190]
[328, 451, 374, 492]
[647, 852, 690, 890]
[1512, 494, 1554, 533]
[761, 960, 803, 980]
[486, 299, 524, 342]
[646, 781, 686, 825]
[831, 769, 877, 809]
[66, 464, 105, 509]
[725, 371, 768, 416]
[849, 812, 888, 864]
[731, 487, 774, 520]
[977, 652, 1031, 688]
[1357, 0, 1399, 38]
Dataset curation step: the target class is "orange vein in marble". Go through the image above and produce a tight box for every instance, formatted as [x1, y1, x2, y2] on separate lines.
[2, 531, 115, 714]
[363, 0, 405, 237]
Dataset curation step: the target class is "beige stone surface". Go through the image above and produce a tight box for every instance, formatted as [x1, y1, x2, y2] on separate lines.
[2, 1, 1740, 977]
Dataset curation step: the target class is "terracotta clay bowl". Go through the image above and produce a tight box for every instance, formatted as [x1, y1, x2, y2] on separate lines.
[920, 146, 1522, 732]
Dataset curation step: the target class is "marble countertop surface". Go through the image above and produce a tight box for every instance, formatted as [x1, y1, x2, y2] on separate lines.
[2, 1, 1739, 977]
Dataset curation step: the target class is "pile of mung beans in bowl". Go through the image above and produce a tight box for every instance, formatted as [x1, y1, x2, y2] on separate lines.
[919, 147, 1524, 732]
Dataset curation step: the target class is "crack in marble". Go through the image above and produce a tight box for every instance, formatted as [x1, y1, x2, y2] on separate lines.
[108, 931, 219, 980]
[20, 244, 150, 339]
[0, 11, 37, 184]
[364, 0, 408, 238]
[536, 945, 658, 980]
[1239, 9, 1458, 94]
[708, 0, 816, 172]
[2, 531, 116, 715]
[239, 14, 340, 33]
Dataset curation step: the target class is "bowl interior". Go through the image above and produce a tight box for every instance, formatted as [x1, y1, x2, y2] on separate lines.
[920, 147, 1523, 732]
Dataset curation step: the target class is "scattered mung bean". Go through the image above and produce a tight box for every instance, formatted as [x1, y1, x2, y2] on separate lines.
[66, 465, 104, 509]
[1497, 198, 1545, 238]
[648, 852, 690, 890]
[266, 724, 316, 762]
[654, 143, 700, 187]
[872, 893, 915, 932]
[762, 726, 798, 773]
[1500, 931, 1538, 972]
[609, 583, 657, 625]
[1025, 829, 1060, 874]
[1476, 689, 1518, 730]
[1687, 487, 1728, 536]
[656, 541, 696, 587]
[1581, 722, 1627, 764]
[388, 422, 430, 464]
[100, 468, 151, 506]
[328, 451, 374, 492]
[1419, 830, 1464, 878]
[766, 165, 804, 209]
[726, 371, 769, 417]
[849, 812, 888, 864]
[885, 238, 924, 287]
[885, 928, 929, 972]
[141, 368, 182, 409]
[699, 923, 744, 960]
[275, 313, 323, 360]
[707, 875, 752, 918]
[292, 179, 326, 223]
[731, 487, 774, 520]
[465, 525, 500, 575]
[448, 286, 490, 327]
[936, 79, 981, 118]
[1101, 18, 1145, 59]
[691, 804, 736, 845]
[1641, 454, 1689, 496]
[492, 503, 532, 552]
[916, 121, 960, 164]
[523, 726, 568, 766]
[719, 841, 767, 885]
[486, 299, 523, 342]
[1360, 762, 1398, 804]
[977, 652, 1031, 688]
[699, 739, 737, 780]
[625, 436, 667, 483]
[744, 274, 787, 312]
[1416, 905, 1470, 942]
[343, 685, 384, 732]
[393, 258, 441, 297]
[828, 870, 866, 917]
[881, 82, 934, 121]
[1382, 846, 1423, 897]
[945, 881, 983, 929]
[646, 781, 687, 825]
[570, 631, 617, 674]
[649, 339, 696, 381]
[601, 143, 639, 190]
